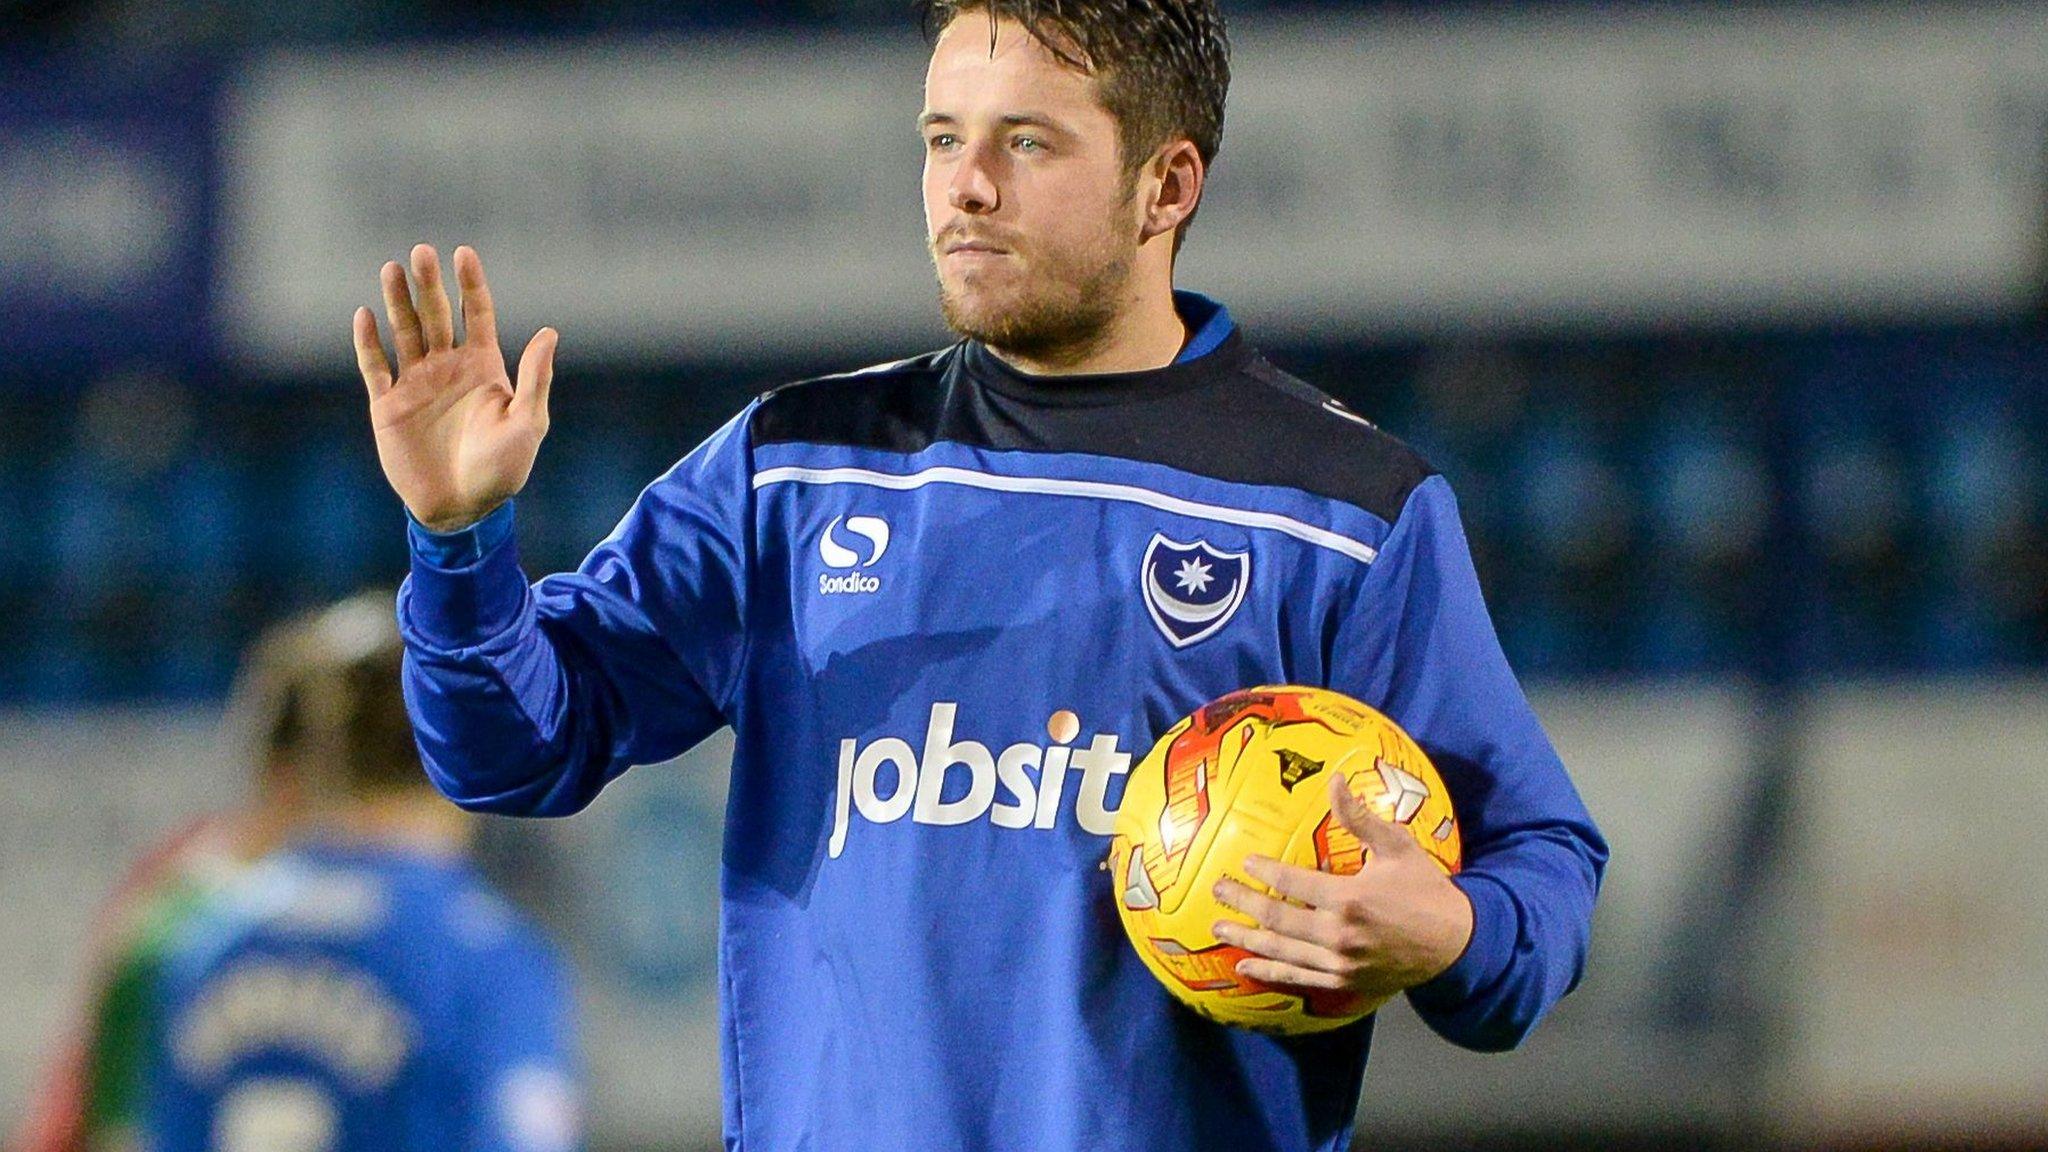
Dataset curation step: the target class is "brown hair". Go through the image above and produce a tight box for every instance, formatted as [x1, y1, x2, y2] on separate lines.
[919, 0, 1231, 245]
[236, 593, 423, 800]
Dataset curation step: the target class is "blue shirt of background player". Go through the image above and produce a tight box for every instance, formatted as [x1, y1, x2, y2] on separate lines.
[143, 841, 582, 1152]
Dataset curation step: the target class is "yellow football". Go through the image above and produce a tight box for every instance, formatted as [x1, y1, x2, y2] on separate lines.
[1108, 685, 1461, 1034]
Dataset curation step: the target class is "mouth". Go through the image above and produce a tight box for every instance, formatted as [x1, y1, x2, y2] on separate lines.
[937, 231, 1014, 257]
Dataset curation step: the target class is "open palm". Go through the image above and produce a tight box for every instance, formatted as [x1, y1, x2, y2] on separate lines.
[352, 243, 557, 534]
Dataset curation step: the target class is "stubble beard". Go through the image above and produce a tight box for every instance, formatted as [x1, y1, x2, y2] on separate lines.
[932, 207, 1137, 369]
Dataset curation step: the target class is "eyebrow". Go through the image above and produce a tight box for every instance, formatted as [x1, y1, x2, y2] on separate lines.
[917, 112, 1068, 133]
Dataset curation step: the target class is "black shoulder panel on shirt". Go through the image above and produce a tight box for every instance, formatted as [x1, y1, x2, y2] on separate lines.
[748, 341, 1439, 526]
[1232, 355, 1439, 524]
[751, 349, 956, 456]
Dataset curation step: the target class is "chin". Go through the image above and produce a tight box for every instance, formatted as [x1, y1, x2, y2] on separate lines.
[934, 258, 1122, 355]
[938, 280, 1022, 338]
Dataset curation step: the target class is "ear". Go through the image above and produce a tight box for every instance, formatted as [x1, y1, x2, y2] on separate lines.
[1138, 138, 1205, 244]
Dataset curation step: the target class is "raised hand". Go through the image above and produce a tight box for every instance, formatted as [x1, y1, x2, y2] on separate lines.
[353, 244, 557, 533]
[1210, 771, 1474, 1005]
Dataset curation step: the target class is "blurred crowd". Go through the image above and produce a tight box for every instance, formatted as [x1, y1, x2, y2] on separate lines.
[1, 321, 2041, 703]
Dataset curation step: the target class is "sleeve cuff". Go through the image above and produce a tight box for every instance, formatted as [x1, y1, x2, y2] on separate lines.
[1409, 870, 1518, 1010]
[407, 502, 517, 568]
[400, 503, 529, 648]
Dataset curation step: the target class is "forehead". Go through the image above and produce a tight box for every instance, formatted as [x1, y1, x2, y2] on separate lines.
[923, 14, 1105, 116]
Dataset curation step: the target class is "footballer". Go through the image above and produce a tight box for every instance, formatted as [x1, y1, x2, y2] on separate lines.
[141, 596, 583, 1152]
[13, 596, 334, 1152]
[350, 2, 1607, 1149]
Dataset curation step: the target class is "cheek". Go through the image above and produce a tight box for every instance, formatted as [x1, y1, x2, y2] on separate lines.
[921, 162, 943, 232]
[1047, 170, 1126, 231]
[1040, 187, 1121, 254]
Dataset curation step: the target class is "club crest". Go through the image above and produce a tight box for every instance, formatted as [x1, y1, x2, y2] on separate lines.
[1141, 534, 1249, 648]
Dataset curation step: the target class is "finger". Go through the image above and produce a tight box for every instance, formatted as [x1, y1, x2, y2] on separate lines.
[1241, 855, 1349, 908]
[1331, 772, 1407, 852]
[514, 328, 558, 423]
[411, 243, 456, 351]
[1234, 957, 1347, 991]
[1213, 877, 1327, 940]
[454, 245, 498, 349]
[352, 307, 394, 399]
[380, 261, 426, 367]
[1211, 918, 1349, 975]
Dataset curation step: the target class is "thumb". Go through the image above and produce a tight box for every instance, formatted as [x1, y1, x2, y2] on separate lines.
[514, 327, 558, 423]
[1330, 770, 1403, 853]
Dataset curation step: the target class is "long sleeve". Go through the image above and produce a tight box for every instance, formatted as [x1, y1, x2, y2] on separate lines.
[396, 405, 756, 816]
[1328, 474, 1608, 1052]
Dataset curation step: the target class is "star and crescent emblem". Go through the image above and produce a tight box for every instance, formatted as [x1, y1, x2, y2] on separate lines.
[1141, 534, 1250, 648]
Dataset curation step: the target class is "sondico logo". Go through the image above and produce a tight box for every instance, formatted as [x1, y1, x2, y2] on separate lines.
[818, 515, 890, 595]
[828, 704, 1131, 859]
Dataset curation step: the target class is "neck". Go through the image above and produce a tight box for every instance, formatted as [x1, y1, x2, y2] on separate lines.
[988, 272, 1186, 377]
[309, 794, 475, 857]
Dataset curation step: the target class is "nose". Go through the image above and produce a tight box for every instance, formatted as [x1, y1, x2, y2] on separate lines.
[947, 141, 1001, 215]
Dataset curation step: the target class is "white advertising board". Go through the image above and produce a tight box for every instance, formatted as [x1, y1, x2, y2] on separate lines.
[1783, 682, 2048, 1140]
[221, 6, 2048, 366]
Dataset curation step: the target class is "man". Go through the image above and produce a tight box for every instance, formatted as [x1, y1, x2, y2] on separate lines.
[140, 596, 583, 1152]
[13, 598, 325, 1152]
[350, 2, 1606, 1149]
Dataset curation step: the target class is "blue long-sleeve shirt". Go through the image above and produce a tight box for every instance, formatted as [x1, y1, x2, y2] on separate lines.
[143, 841, 582, 1152]
[398, 294, 1606, 1152]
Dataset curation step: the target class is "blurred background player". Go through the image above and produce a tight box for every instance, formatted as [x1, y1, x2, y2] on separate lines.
[137, 594, 583, 1152]
[9, 600, 329, 1152]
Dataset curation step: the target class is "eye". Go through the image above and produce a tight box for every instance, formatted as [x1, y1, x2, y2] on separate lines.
[1012, 135, 1046, 154]
[926, 133, 961, 152]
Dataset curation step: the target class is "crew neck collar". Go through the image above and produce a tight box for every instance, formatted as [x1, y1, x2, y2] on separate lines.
[1174, 291, 1235, 363]
[962, 290, 1247, 408]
